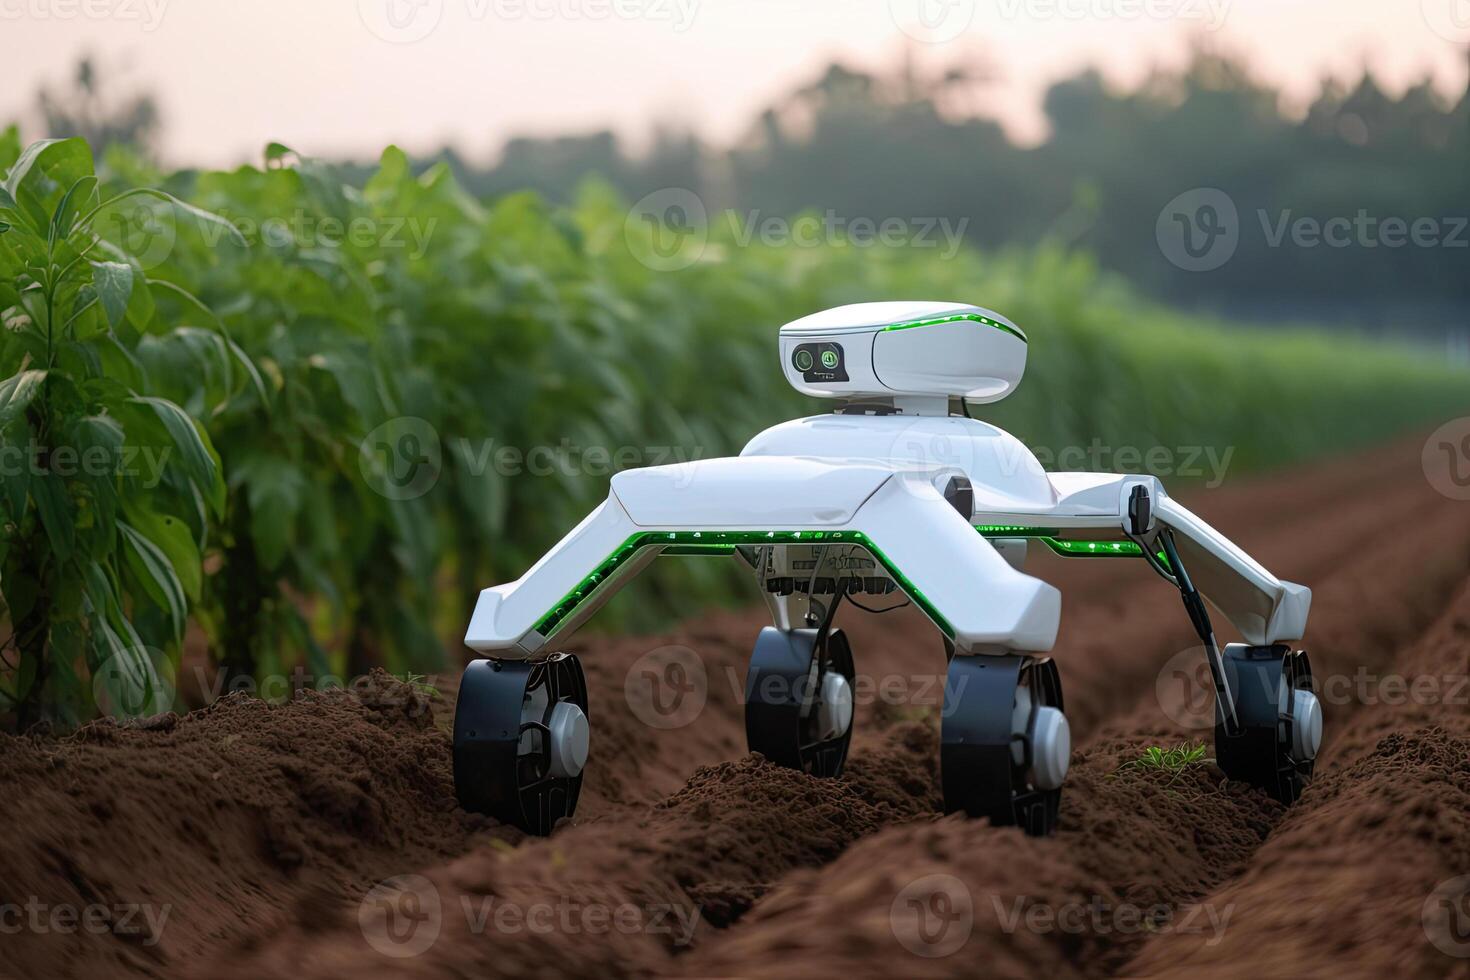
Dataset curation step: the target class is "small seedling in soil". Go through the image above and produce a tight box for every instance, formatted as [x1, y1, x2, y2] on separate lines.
[1114, 742, 1213, 788]
[395, 672, 442, 700]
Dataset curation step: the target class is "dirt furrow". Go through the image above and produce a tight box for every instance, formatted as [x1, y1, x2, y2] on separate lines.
[1120, 577, 1470, 979]
[667, 437, 1470, 978]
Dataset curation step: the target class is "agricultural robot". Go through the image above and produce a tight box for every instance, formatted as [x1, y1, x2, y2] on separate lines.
[452, 302, 1323, 835]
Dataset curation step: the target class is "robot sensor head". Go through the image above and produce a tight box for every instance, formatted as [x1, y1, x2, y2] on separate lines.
[779, 301, 1027, 407]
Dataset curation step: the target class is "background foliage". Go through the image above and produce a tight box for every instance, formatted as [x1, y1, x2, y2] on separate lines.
[1, 129, 1466, 728]
[369, 48, 1470, 335]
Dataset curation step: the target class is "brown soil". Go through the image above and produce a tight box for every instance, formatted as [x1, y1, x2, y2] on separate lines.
[3, 431, 1469, 979]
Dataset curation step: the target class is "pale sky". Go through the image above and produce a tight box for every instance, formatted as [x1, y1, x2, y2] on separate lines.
[4, 0, 1467, 168]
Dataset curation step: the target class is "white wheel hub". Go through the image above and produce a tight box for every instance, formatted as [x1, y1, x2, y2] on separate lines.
[1290, 689, 1322, 761]
[1030, 707, 1071, 790]
[546, 701, 590, 778]
[816, 671, 853, 741]
[1010, 684, 1071, 790]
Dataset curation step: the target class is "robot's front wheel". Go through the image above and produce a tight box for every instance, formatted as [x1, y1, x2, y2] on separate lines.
[453, 653, 589, 835]
[942, 654, 1069, 836]
[745, 627, 856, 777]
[1214, 645, 1319, 804]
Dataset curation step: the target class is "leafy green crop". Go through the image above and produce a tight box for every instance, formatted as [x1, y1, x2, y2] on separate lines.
[2, 133, 1466, 730]
[0, 133, 247, 727]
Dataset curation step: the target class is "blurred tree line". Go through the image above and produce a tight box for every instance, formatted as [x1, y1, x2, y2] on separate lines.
[30, 48, 1470, 337]
[368, 46, 1470, 338]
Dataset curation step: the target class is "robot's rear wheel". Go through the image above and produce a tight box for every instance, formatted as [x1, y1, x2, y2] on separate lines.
[942, 654, 1069, 836]
[1214, 644, 1319, 804]
[745, 627, 855, 777]
[453, 653, 589, 835]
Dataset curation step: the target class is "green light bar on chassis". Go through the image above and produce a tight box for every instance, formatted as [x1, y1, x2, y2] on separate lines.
[533, 529, 954, 640]
[975, 526, 1167, 564]
[882, 312, 1027, 344]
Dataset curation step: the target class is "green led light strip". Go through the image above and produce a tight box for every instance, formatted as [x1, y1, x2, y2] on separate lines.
[975, 524, 1060, 536]
[533, 530, 953, 640]
[1040, 538, 1145, 557]
[975, 526, 1168, 564]
[883, 313, 1028, 344]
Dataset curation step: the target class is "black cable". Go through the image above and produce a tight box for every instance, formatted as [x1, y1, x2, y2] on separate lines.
[1157, 528, 1241, 737]
[846, 594, 911, 615]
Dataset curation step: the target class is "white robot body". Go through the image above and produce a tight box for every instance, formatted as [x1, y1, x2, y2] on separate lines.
[454, 301, 1321, 837]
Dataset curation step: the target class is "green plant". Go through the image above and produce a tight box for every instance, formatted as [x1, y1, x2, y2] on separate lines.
[0, 134, 245, 727]
[1116, 742, 1212, 784]
[395, 670, 441, 699]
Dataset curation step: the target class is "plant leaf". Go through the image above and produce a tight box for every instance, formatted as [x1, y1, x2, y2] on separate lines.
[90, 260, 134, 329]
[0, 369, 47, 424]
[128, 395, 226, 515]
[86, 563, 168, 719]
[4, 138, 94, 231]
[52, 174, 99, 244]
[84, 187, 246, 250]
[31, 470, 74, 561]
[120, 501, 202, 602]
[119, 520, 188, 643]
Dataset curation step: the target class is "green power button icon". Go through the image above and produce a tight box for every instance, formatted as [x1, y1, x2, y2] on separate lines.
[794, 349, 814, 372]
[820, 349, 839, 369]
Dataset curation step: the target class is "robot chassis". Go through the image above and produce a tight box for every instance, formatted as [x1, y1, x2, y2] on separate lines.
[451, 302, 1323, 836]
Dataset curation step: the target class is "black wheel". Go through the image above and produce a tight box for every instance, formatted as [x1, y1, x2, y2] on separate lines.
[453, 653, 590, 835]
[745, 627, 855, 778]
[942, 654, 1070, 836]
[1214, 644, 1319, 805]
